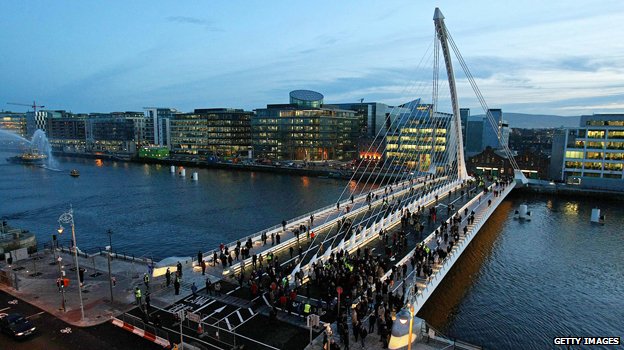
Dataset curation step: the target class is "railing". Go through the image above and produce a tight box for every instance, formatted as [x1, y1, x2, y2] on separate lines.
[396, 181, 514, 314]
[118, 313, 170, 347]
[203, 175, 430, 263]
[221, 176, 444, 276]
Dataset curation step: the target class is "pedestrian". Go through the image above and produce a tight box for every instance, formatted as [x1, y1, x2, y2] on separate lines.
[276, 232, 281, 245]
[201, 259, 206, 275]
[271, 232, 275, 246]
[176, 261, 183, 278]
[214, 281, 221, 296]
[143, 273, 150, 290]
[289, 246, 294, 259]
[282, 220, 287, 231]
[165, 268, 171, 287]
[135, 286, 142, 305]
[368, 311, 376, 333]
[206, 277, 212, 295]
[174, 276, 180, 295]
[213, 251, 218, 266]
[197, 250, 203, 264]
[360, 325, 368, 347]
[191, 282, 197, 296]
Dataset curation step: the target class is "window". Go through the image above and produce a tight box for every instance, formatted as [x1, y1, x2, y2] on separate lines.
[565, 151, 584, 159]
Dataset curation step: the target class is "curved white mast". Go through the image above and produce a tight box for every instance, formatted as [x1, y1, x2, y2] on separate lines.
[433, 8, 468, 180]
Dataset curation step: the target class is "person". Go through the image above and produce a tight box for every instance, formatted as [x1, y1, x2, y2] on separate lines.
[145, 291, 151, 312]
[213, 251, 218, 266]
[368, 311, 376, 333]
[177, 261, 183, 278]
[165, 268, 171, 287]
[191, 282, 197, 296]
[135, 286, 142, 305]
[289, 246, 294, 259]
[174, 275, 181, 295]
[214, 281, 221, 296]
[143, 273, 150, 290]
[360, 325, 368, 347]
[206, 277, 212, 295]
[276, 232, 281, 245]
[197, 250, 203, 264]
[282, 220, 287, 231]
[201, 259, 206, 275]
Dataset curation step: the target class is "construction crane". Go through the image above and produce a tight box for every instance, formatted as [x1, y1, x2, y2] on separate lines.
[7, 101, 45, 113]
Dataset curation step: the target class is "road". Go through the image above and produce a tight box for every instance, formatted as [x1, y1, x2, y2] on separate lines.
[0, 290, 162, 350]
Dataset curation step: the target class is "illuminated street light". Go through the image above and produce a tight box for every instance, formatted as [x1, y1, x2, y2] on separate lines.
[58, 205, 85, 321]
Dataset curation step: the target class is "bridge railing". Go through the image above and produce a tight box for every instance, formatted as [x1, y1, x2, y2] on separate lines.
[223, 176, 448, 276]
[392, 180, 515, 314]
[290, 179, 464, 279]
[202, 175, 427, 264]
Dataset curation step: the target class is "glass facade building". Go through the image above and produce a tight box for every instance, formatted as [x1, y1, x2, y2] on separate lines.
[170, 108, 253, 158]
[551, 114, 624, 190]
[252, 104, 359, 161]
[385, 101, 452, 172]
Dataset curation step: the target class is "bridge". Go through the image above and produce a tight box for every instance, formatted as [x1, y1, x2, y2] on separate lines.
[172, 7, 526, 349]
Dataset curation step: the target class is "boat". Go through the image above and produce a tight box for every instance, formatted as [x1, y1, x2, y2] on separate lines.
[70, 169, 80, 177]
[6, 151, 48, 165]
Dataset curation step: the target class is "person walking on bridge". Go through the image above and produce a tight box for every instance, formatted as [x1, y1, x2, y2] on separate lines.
[165, 268, 171, 287]
[134, 286, 142, 306]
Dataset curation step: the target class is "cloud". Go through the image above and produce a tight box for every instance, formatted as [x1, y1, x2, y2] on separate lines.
[166, 16, 222, 32]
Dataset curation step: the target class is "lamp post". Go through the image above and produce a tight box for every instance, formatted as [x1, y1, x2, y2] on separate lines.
[57, 255, 66, 312]
[58, 205, 85, 321]
[106, 229, 114, 303]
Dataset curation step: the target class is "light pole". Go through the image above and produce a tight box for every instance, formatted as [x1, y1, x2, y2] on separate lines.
[58, 205, 85, 321]
[106, 229, 114, 303]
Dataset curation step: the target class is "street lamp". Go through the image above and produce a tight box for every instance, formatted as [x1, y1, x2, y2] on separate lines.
[388, 304, 417, 350]
[58, 205, 85, 321]
[106, 229, 114, 303]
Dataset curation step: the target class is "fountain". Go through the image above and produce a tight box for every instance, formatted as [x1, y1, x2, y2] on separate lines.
[2, 129, 58, 168]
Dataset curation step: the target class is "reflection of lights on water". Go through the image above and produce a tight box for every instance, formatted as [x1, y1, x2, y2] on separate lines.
[95, 159, 103, 167]
[302, 176, 309, 187]
[563, 202, 578, 215]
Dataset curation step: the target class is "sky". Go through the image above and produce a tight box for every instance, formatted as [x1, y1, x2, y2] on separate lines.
[2, 0, 624, 117]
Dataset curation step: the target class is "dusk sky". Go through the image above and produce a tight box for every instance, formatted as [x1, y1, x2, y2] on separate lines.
[2, 1, 624, 116]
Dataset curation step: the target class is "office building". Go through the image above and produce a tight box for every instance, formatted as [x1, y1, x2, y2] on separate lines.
[86, 114, 138, 154]
[252, 90, 360, 161]
[385, 99, 452, 172]
[170, 108, 253, 158]
[144, 108, 178, 149]
[47, 114, 88, 152]
[462, 108, 509, 157]
[0, 112, 27, 138]
[551, 113, 624, 191]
